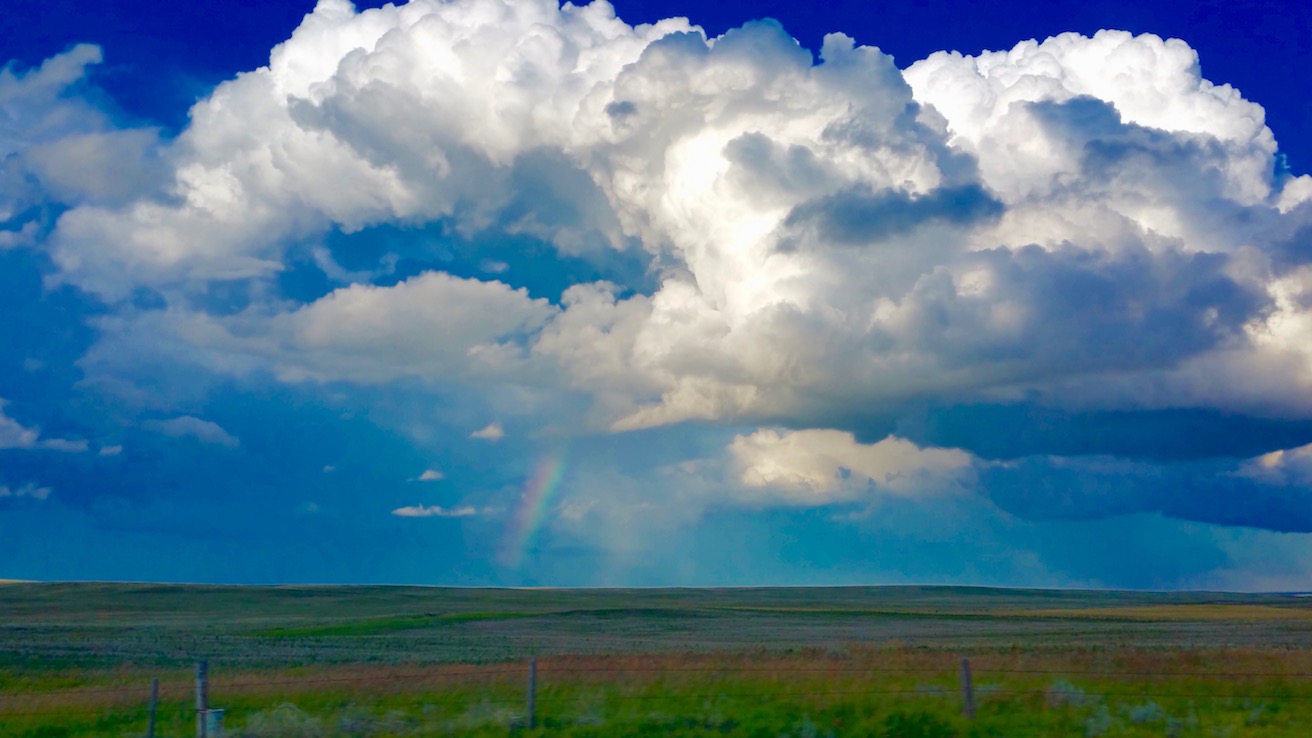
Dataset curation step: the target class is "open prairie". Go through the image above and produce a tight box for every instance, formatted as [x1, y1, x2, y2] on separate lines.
[4, 583, 1312, 736]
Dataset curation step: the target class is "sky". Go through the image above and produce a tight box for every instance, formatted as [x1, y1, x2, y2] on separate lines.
[2, 0, 1312, 589]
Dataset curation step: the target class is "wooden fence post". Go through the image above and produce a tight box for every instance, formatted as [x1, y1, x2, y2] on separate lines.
[196, 661, 209, 738]
[527, 657, 538, 729]
[147, 677, 159, 738]
[959, 657, 975, 720]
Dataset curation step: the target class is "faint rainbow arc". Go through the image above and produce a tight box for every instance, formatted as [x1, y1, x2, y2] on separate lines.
[499, 454, 568, 568]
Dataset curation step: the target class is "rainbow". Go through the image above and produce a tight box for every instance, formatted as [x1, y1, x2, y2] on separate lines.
[499, 454, 568, 568]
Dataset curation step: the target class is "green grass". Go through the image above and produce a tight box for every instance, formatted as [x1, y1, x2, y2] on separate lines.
[4, 583, 1312, 736]
[6, 652, 1312, 737]
[259, 611, 542, 638]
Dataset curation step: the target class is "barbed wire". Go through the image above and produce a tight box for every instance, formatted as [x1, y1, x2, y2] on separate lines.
[9, 661, 1312, 702]
[0, 668, 527, 698]
[2, 664, 1312, 703]
[532, 664, 1312, 678]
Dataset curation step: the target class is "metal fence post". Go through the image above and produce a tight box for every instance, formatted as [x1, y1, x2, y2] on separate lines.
[147, 677, 159, 738]
[527, 657, 538, 729]
[959, 657, 975, 719]
[196, 661, 209, 738]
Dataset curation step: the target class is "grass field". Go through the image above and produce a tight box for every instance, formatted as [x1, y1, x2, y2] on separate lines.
[3, 583, 1312, 736]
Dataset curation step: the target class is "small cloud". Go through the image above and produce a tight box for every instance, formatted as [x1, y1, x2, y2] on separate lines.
[0, 399, 86, 452]
[479, 259, 509, 274]
[40, 438, 89, 452]
[144, 416, 240, 448]
[1240, 442, 1312, 486]
[297, 501, 321, 515]
[392, 504, 478, 518]
[418, 468, 445, 481]
[469, 422, 504, 441]
[0, 221, 38, 250]
[0, 407, 39, 448]
[322, 465, 335, 473]
[98, 444, 123, 456]
[0, 483, 52, 501]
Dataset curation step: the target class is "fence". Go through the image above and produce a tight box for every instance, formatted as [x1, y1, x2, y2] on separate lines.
[6, 655, 1312, 735]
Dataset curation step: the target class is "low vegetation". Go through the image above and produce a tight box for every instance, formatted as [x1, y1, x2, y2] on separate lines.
[3, 583, 1311, 736]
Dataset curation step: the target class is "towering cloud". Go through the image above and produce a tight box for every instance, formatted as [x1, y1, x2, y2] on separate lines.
[7, 0, 1312, 578]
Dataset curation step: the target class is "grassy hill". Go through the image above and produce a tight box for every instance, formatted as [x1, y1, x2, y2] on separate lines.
[3, 582, 1311, 669]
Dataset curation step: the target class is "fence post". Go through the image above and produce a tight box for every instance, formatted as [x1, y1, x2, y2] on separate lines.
[147, 677, 159, 738]
[959, 657, 975, 720]
[196, 661, 209, 738]
[527, 657, 537, 729]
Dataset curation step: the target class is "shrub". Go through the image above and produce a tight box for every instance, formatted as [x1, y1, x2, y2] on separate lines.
[882, 710, 954, 738]
[1085, 705, 1115, 738]
[1126, 700, 1165, 724]
[1046, 679, 1088, 708]
[239, 704, 325, 738]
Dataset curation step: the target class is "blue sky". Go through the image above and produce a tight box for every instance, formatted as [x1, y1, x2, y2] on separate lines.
[2, 0, 1312, 589]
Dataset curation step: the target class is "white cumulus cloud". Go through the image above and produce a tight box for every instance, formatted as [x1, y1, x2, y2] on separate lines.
[469, 422, 504, 441]
[82, 271, 557, 389]
[1, 43, 164, 241]
[17, 0, 1312, 469]
[729, 429, 974, 504]
[144, 416, 240, 448]
[392, 503, 478, 518]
